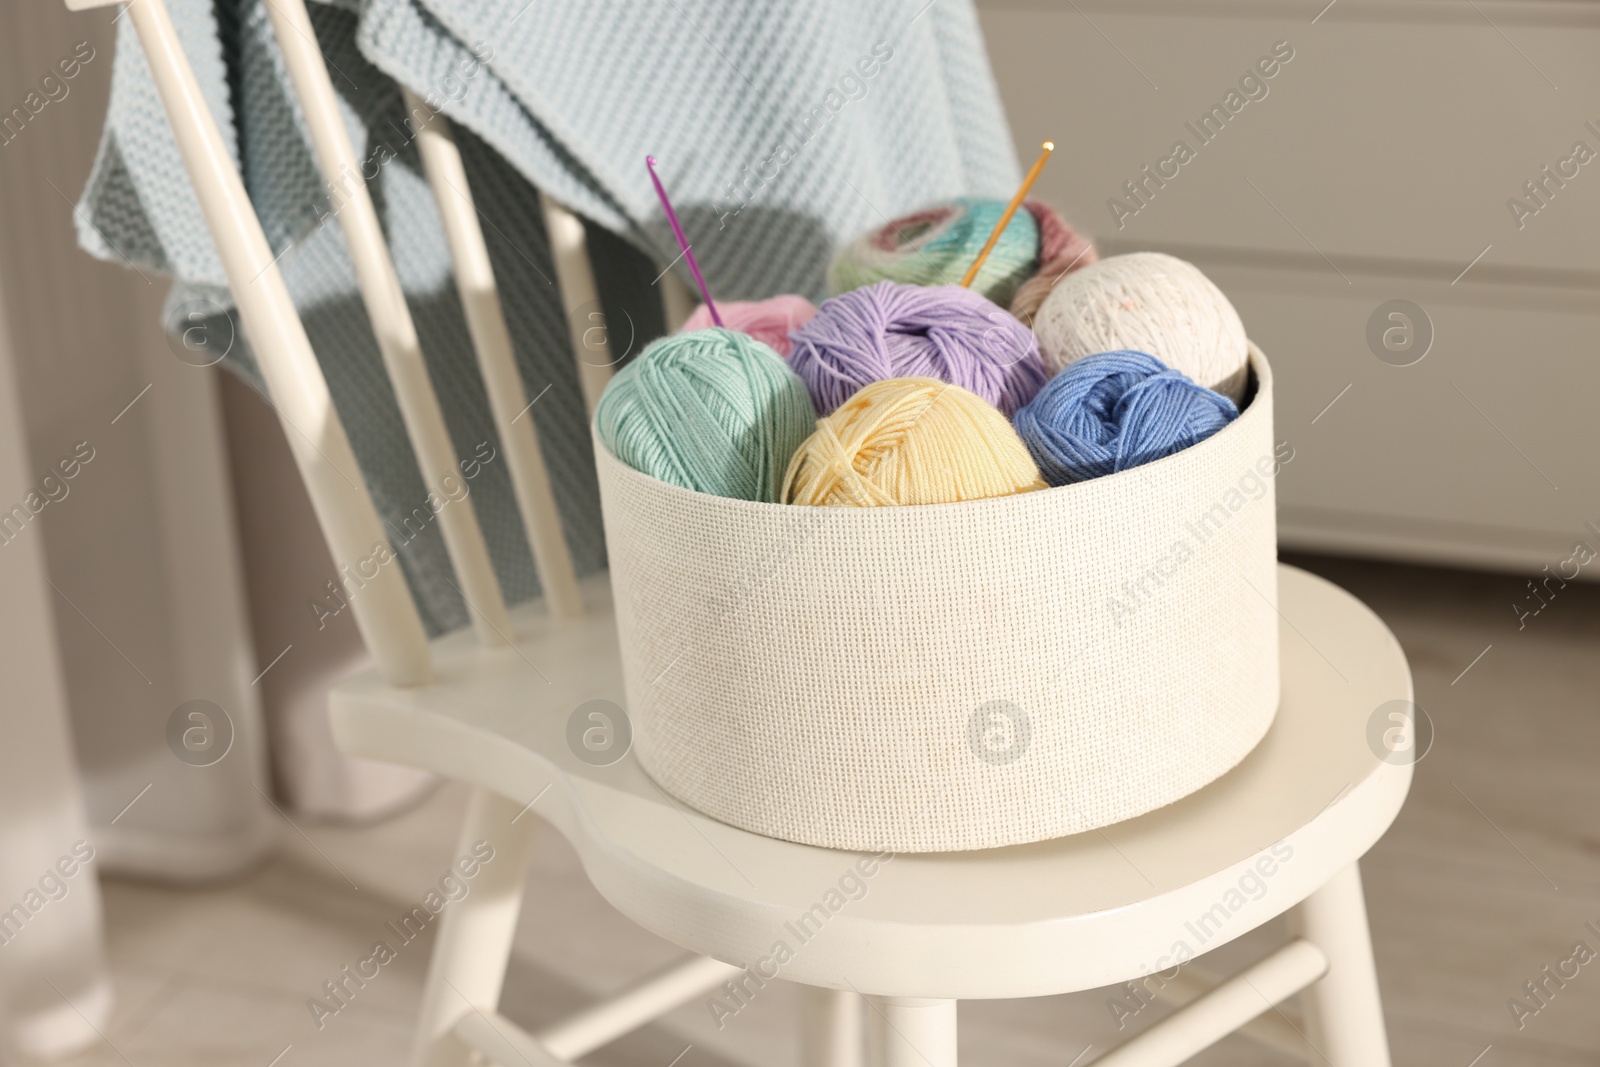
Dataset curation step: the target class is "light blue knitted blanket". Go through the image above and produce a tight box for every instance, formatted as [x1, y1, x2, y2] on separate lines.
[78, 0, 1020, 633]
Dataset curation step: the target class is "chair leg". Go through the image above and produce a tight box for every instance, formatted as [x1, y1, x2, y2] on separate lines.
[800, 986, 864, 1067]
[865, 997, 957, 1067]
[410, 787, 540, 1067]
[1291, 862, 1392, 1067]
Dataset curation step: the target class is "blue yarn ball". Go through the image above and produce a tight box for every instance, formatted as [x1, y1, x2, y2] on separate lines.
[1014, 350, 1239, 486]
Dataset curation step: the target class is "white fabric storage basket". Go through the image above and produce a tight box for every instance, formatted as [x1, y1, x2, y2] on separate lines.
[596, 346, 1280, 852]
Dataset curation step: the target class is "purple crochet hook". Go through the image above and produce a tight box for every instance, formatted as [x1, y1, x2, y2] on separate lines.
[646, 155, 722, 327]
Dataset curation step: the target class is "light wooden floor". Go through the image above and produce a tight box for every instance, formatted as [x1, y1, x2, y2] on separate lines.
[44, 555, 1600, 1066]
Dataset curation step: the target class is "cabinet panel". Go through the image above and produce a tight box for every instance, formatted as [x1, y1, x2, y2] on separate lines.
[981, 1, 1600, 278]
[1203, 257, 1600, 570]
[981, 1, 1600, 573]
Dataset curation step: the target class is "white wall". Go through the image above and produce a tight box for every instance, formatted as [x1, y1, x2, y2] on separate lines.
[0, 234, 110, 1065]
[0, 2, 273, 881]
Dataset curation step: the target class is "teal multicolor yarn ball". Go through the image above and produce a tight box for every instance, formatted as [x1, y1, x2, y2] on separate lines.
[596, 328, 817, 502]
[827, 197, 1041, 306]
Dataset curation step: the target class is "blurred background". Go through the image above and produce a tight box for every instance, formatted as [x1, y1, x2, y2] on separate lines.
[0, 0, 1596, 1064]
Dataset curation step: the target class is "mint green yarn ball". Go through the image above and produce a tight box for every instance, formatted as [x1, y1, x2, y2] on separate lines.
[827, 197, 1041, 306]
[596, 328, 817, 502]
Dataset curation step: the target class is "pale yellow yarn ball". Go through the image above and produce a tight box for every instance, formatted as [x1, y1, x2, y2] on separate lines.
[782, 377, 1046, 507]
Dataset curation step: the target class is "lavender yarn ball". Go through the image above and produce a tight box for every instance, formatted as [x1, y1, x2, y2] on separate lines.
[1014, 350, 1239, 486]
[787, 281, 1047, 417]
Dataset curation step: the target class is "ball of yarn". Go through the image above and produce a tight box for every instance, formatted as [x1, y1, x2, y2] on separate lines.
[784, 377, 1045, 507]
[1014, 350, 1239, 486]
[1008, 199, 1098, 326]
[827, 197, 1040, 306]
[788, 281, 1047, 418]
[1032, 252, 1250, 402]
[680, 295, 817, 358]
[596, 328, 816, 502]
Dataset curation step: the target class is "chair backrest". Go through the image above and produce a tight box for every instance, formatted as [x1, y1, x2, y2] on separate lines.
[106, 0, 690, 686]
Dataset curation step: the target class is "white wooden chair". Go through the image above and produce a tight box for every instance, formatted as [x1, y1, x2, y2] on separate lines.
[88, 0, 1414, 1063]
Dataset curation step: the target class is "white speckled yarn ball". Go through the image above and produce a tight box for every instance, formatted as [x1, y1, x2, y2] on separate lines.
[1032, 252, 1250, 402]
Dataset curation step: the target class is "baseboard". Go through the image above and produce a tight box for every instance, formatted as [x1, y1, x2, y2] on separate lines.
[92, 816, 279, 883]
[1279, 505, 1598, 581]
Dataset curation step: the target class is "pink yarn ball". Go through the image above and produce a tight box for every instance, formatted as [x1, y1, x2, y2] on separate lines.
[681, 295, 817, 358]
[1009, 200, 1098, 327]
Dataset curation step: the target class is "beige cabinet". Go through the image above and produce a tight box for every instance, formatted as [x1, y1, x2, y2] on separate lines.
[980, 0, 1600, 574]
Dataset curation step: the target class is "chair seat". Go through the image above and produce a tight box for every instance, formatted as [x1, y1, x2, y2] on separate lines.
[329, 564, 1411, 1001]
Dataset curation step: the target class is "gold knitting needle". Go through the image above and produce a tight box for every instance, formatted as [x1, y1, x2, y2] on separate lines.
[960, 140, 1055, 289]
